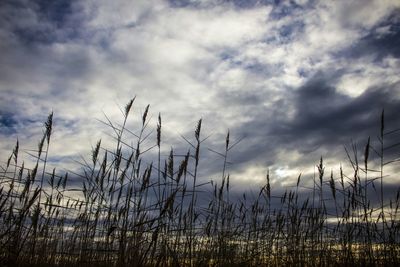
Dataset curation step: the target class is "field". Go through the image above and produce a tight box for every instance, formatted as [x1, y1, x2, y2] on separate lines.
[1, 98, 399, 266]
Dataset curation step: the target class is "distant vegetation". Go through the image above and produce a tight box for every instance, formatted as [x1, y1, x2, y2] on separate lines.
[1, 98, 399, 266]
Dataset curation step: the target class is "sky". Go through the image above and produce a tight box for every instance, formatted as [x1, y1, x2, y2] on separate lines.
[1, 0, 400, 194]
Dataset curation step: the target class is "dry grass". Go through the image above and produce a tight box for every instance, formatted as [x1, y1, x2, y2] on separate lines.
[0, 99, 399, 266]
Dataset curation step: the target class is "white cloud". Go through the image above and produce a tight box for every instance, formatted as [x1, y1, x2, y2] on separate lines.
[337, 56, 400, 97]
[1, 0, 399, 189]
[79, 0, 165, 29]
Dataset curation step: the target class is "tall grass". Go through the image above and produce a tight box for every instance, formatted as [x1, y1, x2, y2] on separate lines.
[0, 98, 399, 266]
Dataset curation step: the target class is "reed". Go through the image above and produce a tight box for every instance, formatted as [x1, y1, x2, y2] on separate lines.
[0, 100, 399, 266]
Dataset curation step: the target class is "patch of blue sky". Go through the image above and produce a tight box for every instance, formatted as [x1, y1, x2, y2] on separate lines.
[269, 0, 308, 20]
[297, 67, 309, 78]
[277, 21, 305, 42]
[258, 20, 305, 46]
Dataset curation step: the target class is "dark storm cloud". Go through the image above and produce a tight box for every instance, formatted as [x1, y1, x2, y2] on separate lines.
[34, 0, 75, 27]
[0, 112, 18, 134]
[281, 78, 400, 170]
[339, 10, 400, 61]
[348, 29, 400, 61]
[0, 0, 82, 45]
[0, 1, 93, 113]
[211, 92, 293, 169]
[214, 72, 400, 177]
[0, 108, 42, 136]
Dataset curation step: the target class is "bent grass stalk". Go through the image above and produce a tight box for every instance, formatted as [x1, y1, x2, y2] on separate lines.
[0, 100, 399, 266]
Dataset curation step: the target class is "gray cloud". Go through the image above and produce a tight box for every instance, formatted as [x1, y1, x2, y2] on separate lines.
[0, 0, 399, 196]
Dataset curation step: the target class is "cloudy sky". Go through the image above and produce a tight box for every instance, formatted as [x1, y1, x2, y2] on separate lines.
[1, 0, 400, 192]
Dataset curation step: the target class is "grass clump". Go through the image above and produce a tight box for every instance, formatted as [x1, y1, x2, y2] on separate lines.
[0, 99, 399, 266]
